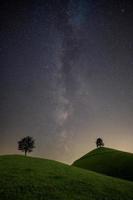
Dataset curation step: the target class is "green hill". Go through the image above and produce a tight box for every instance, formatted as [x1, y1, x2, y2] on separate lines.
[73, 147, 133, 181]
[0, 155, 133, 200]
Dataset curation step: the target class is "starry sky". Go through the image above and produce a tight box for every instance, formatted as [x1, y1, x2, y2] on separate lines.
[1, 0, 133, 163]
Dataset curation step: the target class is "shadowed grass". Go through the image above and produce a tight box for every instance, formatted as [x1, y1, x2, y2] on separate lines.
[73, 147, 133, 181]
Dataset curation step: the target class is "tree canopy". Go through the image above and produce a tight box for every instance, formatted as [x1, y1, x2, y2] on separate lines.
[18, 136, 35, 156]
[96, 138, 104, 148]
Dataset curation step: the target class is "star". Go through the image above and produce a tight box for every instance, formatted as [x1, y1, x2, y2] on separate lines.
[121, 8, 125, 13]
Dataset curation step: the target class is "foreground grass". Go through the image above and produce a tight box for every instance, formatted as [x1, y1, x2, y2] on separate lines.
[73, 147, 133, 181]
[0, 155, 133, 200]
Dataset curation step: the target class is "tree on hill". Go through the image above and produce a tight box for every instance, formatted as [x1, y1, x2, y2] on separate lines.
[18, 136, 35, 156]
[96, 138, 104, 148]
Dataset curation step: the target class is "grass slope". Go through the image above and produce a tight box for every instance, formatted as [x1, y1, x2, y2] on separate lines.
[73, 147, 133, 181]
[0, 155, 133, 200]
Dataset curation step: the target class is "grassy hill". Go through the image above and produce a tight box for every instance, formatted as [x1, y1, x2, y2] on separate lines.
[0, 155, 133, 199]
[73, 147, 133, 181]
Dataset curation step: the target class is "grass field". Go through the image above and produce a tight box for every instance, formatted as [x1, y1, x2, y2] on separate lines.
[73, 147, 133, 181]
[0, 155, 133, 200]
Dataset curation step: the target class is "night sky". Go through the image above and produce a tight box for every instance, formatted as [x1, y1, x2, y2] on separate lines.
[1, 0, 133, 163]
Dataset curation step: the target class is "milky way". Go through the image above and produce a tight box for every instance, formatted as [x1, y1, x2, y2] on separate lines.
[1, 0, 133, 163]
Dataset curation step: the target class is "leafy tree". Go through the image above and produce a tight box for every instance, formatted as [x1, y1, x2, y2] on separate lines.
[96, 138, 104, 148]
[18, 136, 35, 156]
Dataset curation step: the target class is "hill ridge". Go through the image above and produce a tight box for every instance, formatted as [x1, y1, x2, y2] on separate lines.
[73, 147, 133, 182]
[73, 147, 115, 163]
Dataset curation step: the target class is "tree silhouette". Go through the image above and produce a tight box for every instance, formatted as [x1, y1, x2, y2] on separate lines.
[18, 136, 35, 156]
[96, 138, 104, 148]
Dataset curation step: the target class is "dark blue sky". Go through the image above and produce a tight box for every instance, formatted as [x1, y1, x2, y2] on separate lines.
[1, 0, 133, 163]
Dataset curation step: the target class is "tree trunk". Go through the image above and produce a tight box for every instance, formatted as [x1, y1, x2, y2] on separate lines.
[25, 150, 27, 156]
